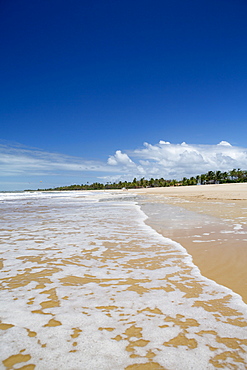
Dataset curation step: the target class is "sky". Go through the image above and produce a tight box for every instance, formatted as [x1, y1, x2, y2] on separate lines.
[1, 0, 247, 191]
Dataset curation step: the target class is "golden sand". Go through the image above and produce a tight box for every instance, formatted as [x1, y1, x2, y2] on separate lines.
[1, 187, 247, 369]
[130, 183, 247, 303]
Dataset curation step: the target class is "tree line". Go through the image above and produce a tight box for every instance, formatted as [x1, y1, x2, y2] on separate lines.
[39, 168, 247, 191]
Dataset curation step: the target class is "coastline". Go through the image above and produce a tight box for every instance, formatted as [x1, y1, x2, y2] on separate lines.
[129, 183, 247, 304]
[1, 188, 247, 368]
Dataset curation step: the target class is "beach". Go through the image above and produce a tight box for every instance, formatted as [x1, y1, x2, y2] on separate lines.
[1, 187, 247, 369]
[130, 183, 247, 304]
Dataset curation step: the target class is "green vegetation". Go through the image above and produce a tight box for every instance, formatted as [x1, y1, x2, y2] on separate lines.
[36, 168, 247, 191]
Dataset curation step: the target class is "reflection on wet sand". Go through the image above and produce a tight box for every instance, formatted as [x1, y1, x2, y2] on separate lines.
[134, 184, 247, 303]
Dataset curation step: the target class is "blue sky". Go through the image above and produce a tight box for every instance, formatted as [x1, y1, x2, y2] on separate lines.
[1, 0, 247, 190]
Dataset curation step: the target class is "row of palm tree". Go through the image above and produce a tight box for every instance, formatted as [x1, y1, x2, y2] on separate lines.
[181, 169, 247, 186]
[40, 168, 247, 191]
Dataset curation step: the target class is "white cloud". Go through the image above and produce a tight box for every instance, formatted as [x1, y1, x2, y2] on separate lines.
[217, 141, 232, 146]
[107, 141, 247, 180]
[107, 150, 134, 166]
[0, 142, 113, 178]
[1, 140, 247, 190]
[159, 140, 170, 145]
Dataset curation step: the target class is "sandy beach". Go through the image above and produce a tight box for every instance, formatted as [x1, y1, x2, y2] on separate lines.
[1, 188, 247, 369]
[130, 183, 247, 304]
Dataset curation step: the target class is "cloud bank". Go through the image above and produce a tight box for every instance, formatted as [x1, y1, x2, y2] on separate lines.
[107, 140, 247, 180]
[1, 140, 247, 190]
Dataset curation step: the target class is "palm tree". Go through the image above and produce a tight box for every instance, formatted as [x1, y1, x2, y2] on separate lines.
[200, 174, 206, 184]
[229, 169, 237, 181]
[205, 171, 215, 183]
[236, 168, 244, 181]
[189, 176, 197, 185]
[182, 177, 188, 186]
[222, 172, 229, 182]
[215, 170, 222, 183]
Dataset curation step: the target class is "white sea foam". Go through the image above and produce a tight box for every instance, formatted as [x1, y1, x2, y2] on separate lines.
[233, 224, 243, 230]
[1, 191, 247, 369]
[192, 240, 216, 243]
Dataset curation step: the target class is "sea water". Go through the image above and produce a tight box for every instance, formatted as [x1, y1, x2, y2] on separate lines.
[0, 191, 247, 370]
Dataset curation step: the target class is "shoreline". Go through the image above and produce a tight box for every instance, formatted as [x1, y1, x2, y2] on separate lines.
[129, 183, 247, 304]
[1, 187, 247, 368]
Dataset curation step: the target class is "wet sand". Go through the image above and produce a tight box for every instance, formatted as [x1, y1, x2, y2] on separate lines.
[130, 183, 247, 303]
[1, 189, 247, 369]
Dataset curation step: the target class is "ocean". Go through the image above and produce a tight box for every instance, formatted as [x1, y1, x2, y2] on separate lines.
[1, 190, 247, 369]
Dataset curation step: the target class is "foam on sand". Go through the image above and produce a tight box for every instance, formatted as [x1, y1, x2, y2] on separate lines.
[1, 190, 247, 369]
